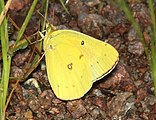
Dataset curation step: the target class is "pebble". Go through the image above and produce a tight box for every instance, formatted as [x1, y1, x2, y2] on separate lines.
[68, 0, 89, 16]
[127, 28, 137, 41]
[128, 41, 144, 56]
[67, 100, 87, 119]
[10, 66, 24, 77]
[24, 110, 33, 119]
[85, 0, 100, 7]
[143, 71, 152, 82]
[24, 78, 41, 94]
[100, 62, 135, 92]
[78, 13, 104, 39]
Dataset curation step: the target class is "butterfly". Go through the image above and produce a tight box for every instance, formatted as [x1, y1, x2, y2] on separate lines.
[43, 29, 119, 100]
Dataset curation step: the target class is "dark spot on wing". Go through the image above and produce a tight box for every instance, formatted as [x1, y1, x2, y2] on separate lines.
[81, 41, 84, 45]
[67, 63, 73, 70]
[79, 54, 84, 59]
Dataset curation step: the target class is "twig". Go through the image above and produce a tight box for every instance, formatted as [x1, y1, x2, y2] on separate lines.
[3, 79, 20, 119]
[0, 0, 12, 25]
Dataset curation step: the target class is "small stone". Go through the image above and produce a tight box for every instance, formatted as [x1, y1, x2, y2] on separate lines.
[136, 88, 147, 102]
[78, 13, 104, 39]
[128, 28, 137, 41]
[24, 110, 33, 119]
[100, 62, 135, 92]
[67, 100, 87, 119]
[92, 89, 103, 96]
[10, 66, 24, 77]
[128, 41, 144, 56]
[68, 0, 89, 16]
[9, 0, 25, 11]
[113, 24, 130, 35]
[85, 0, 100, 7]
[24, 78, 41, 94]
[12, 49, 31, 66]
[56, 25, 69, 30]
[90, 107, 101, 119]
[145, 95, 156, 106]
[107, 92, 133, 117]
[143, 71, 152, 82]
[94, 97, 108, 111]
[39, 90, 53, 109]
[28, 97, 40, 113]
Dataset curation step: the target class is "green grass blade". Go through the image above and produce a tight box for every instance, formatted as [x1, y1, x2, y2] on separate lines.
[0, 0, 9, 119]
[148, 0, 156, 96]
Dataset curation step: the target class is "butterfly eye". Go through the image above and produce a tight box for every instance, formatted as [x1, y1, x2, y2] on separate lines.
[81, 41, 84, 45]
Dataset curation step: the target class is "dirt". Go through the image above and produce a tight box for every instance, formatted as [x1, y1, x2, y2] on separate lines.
[3, 0, 156, 119]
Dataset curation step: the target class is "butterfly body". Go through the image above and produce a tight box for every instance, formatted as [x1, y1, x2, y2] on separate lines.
[44, 30, 119, 100]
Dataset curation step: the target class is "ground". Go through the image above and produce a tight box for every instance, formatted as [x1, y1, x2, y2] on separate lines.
[3, 0, 156, 119]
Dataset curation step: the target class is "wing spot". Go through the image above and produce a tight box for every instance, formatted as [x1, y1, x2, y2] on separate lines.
[91, 64, 93, 67]
[72, 84, 75, 87]
[97, 61, 99, 64]
[105, 44, 107, 46]
[79, 54, 84, 59]
[67, 63, 73, 70]
[81, 41, 84, 45]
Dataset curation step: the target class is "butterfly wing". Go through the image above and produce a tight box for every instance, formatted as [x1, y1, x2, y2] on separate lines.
[44, 31, 92, 100]
[44, 30, 119, 100]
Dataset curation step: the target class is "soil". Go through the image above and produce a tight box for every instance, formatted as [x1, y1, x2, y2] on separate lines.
[3, 0, 156, 119]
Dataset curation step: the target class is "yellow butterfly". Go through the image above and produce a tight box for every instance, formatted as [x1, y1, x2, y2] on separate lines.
[43, 29, 119, 100]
